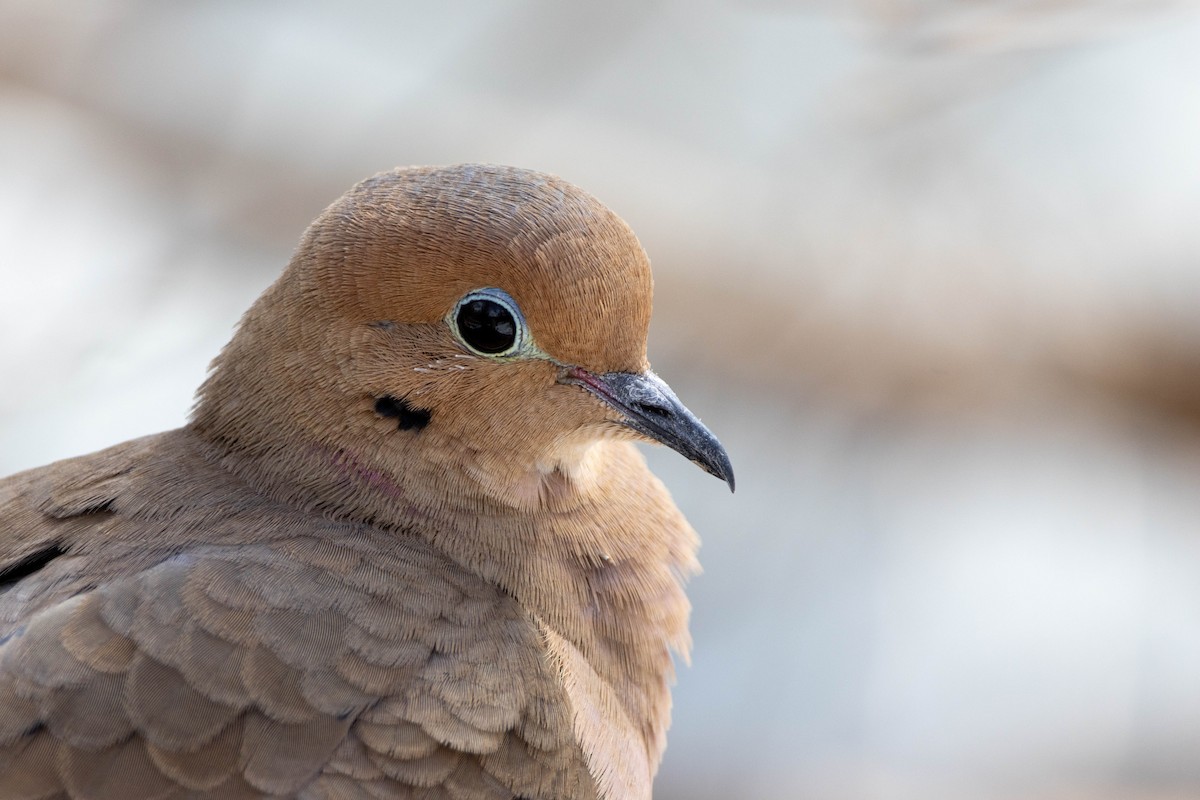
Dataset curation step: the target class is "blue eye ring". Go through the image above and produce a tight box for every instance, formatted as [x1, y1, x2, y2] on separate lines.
[450, 287, 529, 357]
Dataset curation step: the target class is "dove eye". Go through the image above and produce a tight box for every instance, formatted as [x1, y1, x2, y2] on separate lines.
[452, 288, 527, 356]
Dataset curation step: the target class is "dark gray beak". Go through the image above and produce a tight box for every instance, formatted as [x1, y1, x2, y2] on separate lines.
[560, 367, 735, 492]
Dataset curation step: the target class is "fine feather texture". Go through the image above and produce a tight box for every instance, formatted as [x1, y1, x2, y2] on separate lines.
[0, 165, 709, 799]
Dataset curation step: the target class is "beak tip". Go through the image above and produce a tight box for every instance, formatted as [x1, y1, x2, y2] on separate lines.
[702, 448, 735, 493]
[720, 463, 736, 494]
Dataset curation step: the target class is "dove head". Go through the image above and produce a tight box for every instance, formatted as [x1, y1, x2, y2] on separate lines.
[193, 164, 731, 514]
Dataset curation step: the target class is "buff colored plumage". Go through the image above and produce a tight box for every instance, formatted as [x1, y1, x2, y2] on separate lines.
[0, 164, 732, 800]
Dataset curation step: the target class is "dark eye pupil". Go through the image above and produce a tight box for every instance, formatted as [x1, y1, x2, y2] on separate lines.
[456, 299, 517, 354]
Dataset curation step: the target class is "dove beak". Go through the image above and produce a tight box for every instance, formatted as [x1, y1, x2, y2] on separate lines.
[560, 367, 734, 492]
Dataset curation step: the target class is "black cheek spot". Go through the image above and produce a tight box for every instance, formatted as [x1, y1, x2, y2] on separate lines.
[397, 406, 431, 431]
[374, 395, 432, 432]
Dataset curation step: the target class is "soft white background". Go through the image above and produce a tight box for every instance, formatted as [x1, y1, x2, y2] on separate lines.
[3, 2, 1200, 798]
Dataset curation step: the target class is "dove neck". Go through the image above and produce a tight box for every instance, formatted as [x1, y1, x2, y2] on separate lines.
[188, 415, 614, 526]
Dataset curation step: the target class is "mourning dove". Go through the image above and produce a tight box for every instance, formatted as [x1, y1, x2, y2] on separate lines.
[0, 164, 732, 800]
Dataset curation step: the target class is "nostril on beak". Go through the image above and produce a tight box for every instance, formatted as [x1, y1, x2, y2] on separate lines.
[633, 401, 673, 419]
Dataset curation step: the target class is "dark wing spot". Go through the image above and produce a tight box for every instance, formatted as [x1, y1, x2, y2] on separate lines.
[0, 542, 66, 592]
[374, 395, 432, 432]
[77, 498, 114, 515]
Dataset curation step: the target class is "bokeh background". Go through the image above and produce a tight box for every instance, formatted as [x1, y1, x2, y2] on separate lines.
[3, 2, 1200, 798]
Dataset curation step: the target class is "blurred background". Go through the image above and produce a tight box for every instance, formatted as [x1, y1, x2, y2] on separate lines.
[2, 1, 1200, 797]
